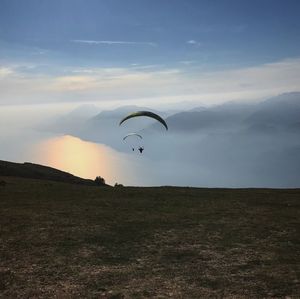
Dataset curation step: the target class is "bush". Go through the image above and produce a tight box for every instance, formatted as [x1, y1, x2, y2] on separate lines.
[94, 176, 105, 185]
[114, 183, 124, 187]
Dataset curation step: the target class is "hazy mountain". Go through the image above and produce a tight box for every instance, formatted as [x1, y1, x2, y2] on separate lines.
[39, 91, 300, 146]
[68, 104, 101, 118]
[157, 109, 242, 132]
[40, 104, 101, 134]
[244, 92, 300, 132]
[145, 102, 253, 133]
[147, 92, 300, 133]
[92, 105, 159, 119]
[70, 105, 169, 149]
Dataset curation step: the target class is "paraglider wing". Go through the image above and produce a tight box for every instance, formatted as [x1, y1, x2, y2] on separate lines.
[119, 111, 168, 130]
[123, 133, 143, 140]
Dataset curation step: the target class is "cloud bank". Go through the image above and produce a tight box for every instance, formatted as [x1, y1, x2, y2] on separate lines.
[0, 57, 299, 107]
[71, 39, 156, 47]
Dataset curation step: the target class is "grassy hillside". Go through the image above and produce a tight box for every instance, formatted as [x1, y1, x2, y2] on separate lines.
[0, 160, 108, 186]
[0, 176, 299, 298]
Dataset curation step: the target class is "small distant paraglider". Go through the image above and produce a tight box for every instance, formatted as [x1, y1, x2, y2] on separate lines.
[123, 133, 143, 152]
[119, 110, 168, 154]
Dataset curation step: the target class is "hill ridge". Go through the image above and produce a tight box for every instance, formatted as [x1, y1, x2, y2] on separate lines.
[0, 160, 108, 186]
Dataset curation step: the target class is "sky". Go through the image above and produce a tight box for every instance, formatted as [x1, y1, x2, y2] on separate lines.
[1, 0, 300, 108]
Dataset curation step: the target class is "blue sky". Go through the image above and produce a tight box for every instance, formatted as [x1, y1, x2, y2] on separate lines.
[0, 0, 300, 107]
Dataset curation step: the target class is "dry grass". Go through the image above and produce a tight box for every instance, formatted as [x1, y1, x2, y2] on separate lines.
[0, 177, 299, 298]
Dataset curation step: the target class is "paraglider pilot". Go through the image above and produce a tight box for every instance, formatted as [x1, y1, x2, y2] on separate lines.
[138, 146, 144, 153]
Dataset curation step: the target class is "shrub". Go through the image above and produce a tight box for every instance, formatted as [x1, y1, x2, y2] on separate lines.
[94, 176, 105, 185]
[114, 183, 124, 187]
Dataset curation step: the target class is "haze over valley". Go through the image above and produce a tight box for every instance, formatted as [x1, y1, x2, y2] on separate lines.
[1, 92, 299, 187]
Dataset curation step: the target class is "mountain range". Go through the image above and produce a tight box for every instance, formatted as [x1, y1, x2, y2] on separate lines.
[46, 92, 300, 141]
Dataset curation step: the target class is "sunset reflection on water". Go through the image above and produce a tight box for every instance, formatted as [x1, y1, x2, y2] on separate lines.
[33, 135, 135, 185]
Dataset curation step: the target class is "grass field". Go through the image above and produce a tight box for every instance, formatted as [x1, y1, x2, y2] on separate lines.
[0, 176, 299, 298]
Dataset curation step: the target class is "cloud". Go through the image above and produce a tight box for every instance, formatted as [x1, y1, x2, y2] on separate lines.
[0, 58, 300, 107]
[179, 60, 196, 65]
[52, 75, 98, 91]
[130, 64, 163, 70]
[186, 40, 202, 47]
[0, 67, 14, 78]
[71, 39, 157, 47]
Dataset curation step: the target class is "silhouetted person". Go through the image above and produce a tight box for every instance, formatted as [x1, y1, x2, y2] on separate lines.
[138, 146, 144, 153]
[132, 147, 135, 151]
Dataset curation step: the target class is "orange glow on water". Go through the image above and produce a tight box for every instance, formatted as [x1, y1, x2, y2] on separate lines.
[33, 135, 134, 185]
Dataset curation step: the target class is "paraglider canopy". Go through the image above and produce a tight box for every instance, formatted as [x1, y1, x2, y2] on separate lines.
[119, 111, 168, 130]
[123, 133, 143, 141]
